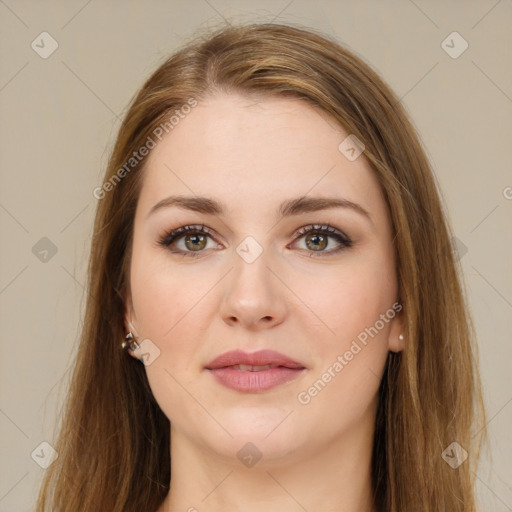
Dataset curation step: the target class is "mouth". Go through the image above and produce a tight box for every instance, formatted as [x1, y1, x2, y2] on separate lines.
[225, 364, 289, 371]
[205, 349, 307, 393]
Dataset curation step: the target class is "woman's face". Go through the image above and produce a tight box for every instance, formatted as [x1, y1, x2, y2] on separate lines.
[125, 92, 404, 464]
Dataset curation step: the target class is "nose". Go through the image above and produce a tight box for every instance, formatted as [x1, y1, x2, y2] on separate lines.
[220, 247, 288, 330]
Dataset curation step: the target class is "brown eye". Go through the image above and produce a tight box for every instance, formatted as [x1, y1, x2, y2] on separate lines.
[158, 224, 219, 258]
[292, 224, 353, 256]
[305, 232, 328, 251]
[184, 233, 207, 251]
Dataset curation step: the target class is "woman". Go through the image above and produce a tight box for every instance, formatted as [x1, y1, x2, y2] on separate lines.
[36, 23, 487, 511]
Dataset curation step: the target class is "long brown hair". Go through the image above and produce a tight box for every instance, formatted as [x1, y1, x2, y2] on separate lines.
[36, 22, 487, 511]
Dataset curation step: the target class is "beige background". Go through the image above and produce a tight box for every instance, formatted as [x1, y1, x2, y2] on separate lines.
[0, 1, 511, 510]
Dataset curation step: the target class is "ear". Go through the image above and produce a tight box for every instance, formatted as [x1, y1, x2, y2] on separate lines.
[387, 308, 406, 353]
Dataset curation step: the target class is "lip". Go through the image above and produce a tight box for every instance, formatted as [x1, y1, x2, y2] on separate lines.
[205, 349, 307, 393]
[206, 349, 305, 370]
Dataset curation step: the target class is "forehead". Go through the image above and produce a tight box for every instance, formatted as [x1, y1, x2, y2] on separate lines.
[137, 92, 389, 229]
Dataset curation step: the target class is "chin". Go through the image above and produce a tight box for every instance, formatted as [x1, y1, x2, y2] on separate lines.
[204, 409, 308, 461]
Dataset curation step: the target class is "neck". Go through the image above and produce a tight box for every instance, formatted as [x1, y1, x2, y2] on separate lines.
[158, 417, 378, 512]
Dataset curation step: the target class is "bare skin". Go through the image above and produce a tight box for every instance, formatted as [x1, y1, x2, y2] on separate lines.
[124, 92, 405, 512]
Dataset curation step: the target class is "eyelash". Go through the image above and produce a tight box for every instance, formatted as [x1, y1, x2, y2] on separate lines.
[157, 223, 353, 259]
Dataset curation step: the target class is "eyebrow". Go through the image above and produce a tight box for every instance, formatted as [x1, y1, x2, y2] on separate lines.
[146, 195, 373, 225]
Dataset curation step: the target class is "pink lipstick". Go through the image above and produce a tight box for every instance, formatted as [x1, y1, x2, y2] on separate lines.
[205, 349, 306, 393]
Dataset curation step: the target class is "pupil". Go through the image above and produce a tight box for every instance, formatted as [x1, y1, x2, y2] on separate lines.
[186, 234, 205, 250]
[308, 233, 326, 251]
[183, 232, 328, 252]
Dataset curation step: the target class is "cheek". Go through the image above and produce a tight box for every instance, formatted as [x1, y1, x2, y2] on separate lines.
[291, 255, 394, 343]
[129, 253, 213, 426]
[130, 247, 207, 338]
[292, 255, 394, 404]
[294, 293, 392, 437]
[129, 248, 225, 391]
